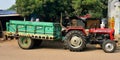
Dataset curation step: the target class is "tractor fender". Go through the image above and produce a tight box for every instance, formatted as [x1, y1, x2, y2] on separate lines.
[65, 26, 86, 35]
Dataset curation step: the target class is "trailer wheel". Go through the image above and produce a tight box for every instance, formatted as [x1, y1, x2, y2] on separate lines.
[102, 40, 116, 53]
[65, 30, 86, 51]
[18, 37, 34, 49]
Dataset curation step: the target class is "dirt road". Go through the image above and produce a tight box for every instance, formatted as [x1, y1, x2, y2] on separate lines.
[0, 40, 120, 60]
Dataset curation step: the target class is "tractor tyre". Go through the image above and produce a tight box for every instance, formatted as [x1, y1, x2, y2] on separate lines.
[18, 37, 34, 49]
[63, 39, 68, 49]
[102, 40, 116, 53]
[65, 30, 86, 52]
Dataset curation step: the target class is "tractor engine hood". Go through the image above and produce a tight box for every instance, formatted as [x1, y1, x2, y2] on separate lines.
[89, 28, 114, 34]
[89, 28, 115, 40]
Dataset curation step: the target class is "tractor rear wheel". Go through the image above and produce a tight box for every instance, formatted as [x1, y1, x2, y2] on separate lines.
[64, 30, 86, 51]
[102, 40, 116, 53]
[18, 37, 34, 49]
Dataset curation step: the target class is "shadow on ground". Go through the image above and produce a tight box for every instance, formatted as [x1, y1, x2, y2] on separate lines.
[39, 40, 64, 49]
[1, 40, 120, 53]
[33, 40, 120, 53]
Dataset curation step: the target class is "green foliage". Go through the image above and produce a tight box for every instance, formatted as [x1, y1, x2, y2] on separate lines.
[82, 0, 104, 18]
[70, 0, 82, 16]
[7, 4, 16, 10]
[15, 0, 108, 20]
[16, 0, 36, 17]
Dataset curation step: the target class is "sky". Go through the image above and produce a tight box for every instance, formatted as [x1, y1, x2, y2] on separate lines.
[0, 0, 15, 10]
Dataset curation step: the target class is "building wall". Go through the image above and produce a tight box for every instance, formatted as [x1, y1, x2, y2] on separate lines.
[0, 16, 23, 31]
[108, 0, 119, 18]
[108, 0, 120, 35]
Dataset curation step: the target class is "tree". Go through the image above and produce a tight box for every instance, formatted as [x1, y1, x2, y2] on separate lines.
[70, 0, 107, 18]
[100, 0, 108, 18]
[7, 4, 16, 11]
[16, 0, 36, 20]
[33, 0, 73, 21]
[65, 0, 108, 18]
[70, 0, 82, 16]
[15, 0, 108, 21]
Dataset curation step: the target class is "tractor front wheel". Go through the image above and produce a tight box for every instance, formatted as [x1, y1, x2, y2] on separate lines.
[102, 40, 116, 53]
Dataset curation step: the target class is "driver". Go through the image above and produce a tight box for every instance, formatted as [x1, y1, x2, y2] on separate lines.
[71, 18, 78, 26]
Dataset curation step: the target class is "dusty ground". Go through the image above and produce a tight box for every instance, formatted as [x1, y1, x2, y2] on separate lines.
[0, 40, 120, 60]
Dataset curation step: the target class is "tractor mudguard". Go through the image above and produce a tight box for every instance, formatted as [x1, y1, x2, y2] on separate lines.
[65, 26, 86, 36]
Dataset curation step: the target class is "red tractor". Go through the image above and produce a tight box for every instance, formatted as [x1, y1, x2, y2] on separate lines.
[62, 18, 117, 53]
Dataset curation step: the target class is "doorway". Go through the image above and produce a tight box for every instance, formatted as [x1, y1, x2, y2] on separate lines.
[0, 21, 3, 38]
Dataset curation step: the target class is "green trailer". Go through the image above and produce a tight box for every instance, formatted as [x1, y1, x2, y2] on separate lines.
[5, 20, 62, 49]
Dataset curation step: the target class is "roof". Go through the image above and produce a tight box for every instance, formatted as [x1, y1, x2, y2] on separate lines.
[0, 10, 20, 17]
[0, 14, 20, 17]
